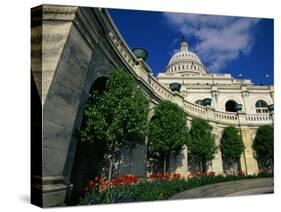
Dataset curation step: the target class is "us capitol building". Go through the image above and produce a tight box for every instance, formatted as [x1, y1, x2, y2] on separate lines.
[31, 5, 274, 206]
[157, 37, 273, 115]
[151, 36, 274, 176]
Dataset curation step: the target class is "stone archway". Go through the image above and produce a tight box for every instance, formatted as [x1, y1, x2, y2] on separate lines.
[68, 76, 108, 205]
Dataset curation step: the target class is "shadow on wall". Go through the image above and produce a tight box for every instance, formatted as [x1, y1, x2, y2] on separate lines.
[257, 158, 273, 174]
[222, 158, 239, 175]
[69, 138, 107, 205]
[114, 141, 147, 177]
[169, 151, 185, 173]
[68, 76, 108, 205]
[146, 151, 185, 174]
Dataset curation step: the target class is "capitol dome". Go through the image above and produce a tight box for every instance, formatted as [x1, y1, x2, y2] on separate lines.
[165, 37, 208, 75]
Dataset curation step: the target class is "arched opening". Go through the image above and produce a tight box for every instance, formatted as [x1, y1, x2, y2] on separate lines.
[225, 100, 238, 112]
[255, 100, 268, 113]
[69, 76, 108, 205]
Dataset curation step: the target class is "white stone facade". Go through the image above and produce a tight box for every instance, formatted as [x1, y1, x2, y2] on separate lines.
[157, 38, 274, 115]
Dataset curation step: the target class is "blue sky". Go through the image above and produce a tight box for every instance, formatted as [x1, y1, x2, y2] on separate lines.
[109, 8, 273, 85]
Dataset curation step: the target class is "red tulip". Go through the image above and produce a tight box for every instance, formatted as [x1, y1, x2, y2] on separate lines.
[89, 180, 94, 188]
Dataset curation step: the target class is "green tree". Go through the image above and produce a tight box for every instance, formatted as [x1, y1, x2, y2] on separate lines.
[253, 125, 274, 172]
[220, 126, 245, 173]
[80, 69, 149, 182]
[148, 101, 189, 173]
[188, 118, 217, 173]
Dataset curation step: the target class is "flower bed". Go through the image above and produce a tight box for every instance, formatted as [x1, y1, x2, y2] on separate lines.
[79, 172, 273, 205]
[80, 175, 138, 204]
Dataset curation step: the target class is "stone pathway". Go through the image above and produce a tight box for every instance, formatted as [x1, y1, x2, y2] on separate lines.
[169, 178, 273, 200]
[225, 186, 273, 196]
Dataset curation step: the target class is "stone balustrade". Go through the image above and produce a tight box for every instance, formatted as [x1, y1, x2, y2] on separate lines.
[109, 32, 137, 71]
[214, 110, 239, 124]
[183, 100, 207, 118]
[149, 76, 173, 100]
[245, 113, 273, 124]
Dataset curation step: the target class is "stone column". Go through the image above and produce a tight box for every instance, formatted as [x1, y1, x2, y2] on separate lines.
[239, 128, 259, 175]
[206, 105, 215, 121]
[237, 112, 259, 175]
[31, 5, 81, 207]
[31, 5, 112, 207]
[241, 86, 249, 113]
[211, 85, 218, 109]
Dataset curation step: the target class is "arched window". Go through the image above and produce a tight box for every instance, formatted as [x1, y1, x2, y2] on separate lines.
[225, 100, 238, 112]
[255, 100, 268, 113]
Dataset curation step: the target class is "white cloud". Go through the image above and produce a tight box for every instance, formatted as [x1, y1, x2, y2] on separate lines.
[163, 12, 260, 72]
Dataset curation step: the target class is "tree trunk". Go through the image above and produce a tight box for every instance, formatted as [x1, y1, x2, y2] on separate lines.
[144, 136, 149, 179]
[202, 159, 207, 173]
[107, 153, 115, 186]
[237, 158, 242, 175]
[108, 157, 113, 184]
[106, 153, 115, 203]
[107, 141, 116, 184]
[163, 155, 166, 174]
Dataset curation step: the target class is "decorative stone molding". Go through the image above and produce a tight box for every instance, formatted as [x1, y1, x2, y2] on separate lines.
[42, 5, 78, 21]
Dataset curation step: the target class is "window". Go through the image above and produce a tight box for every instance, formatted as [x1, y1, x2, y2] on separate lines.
[225, 100, 238, 112]
[256, 100, 268, 113]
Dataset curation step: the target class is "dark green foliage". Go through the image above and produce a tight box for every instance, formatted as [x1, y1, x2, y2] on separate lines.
[80, 185, 135, 204]
[187, 118, 217, 172]
[253, 125, 274, 169]
[80, 69, 149, 146]
[221, 126, 245, 162]
[80, 69, 149, 179]
[124, 174, 272, 202]
[148, 101, 189, 172]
